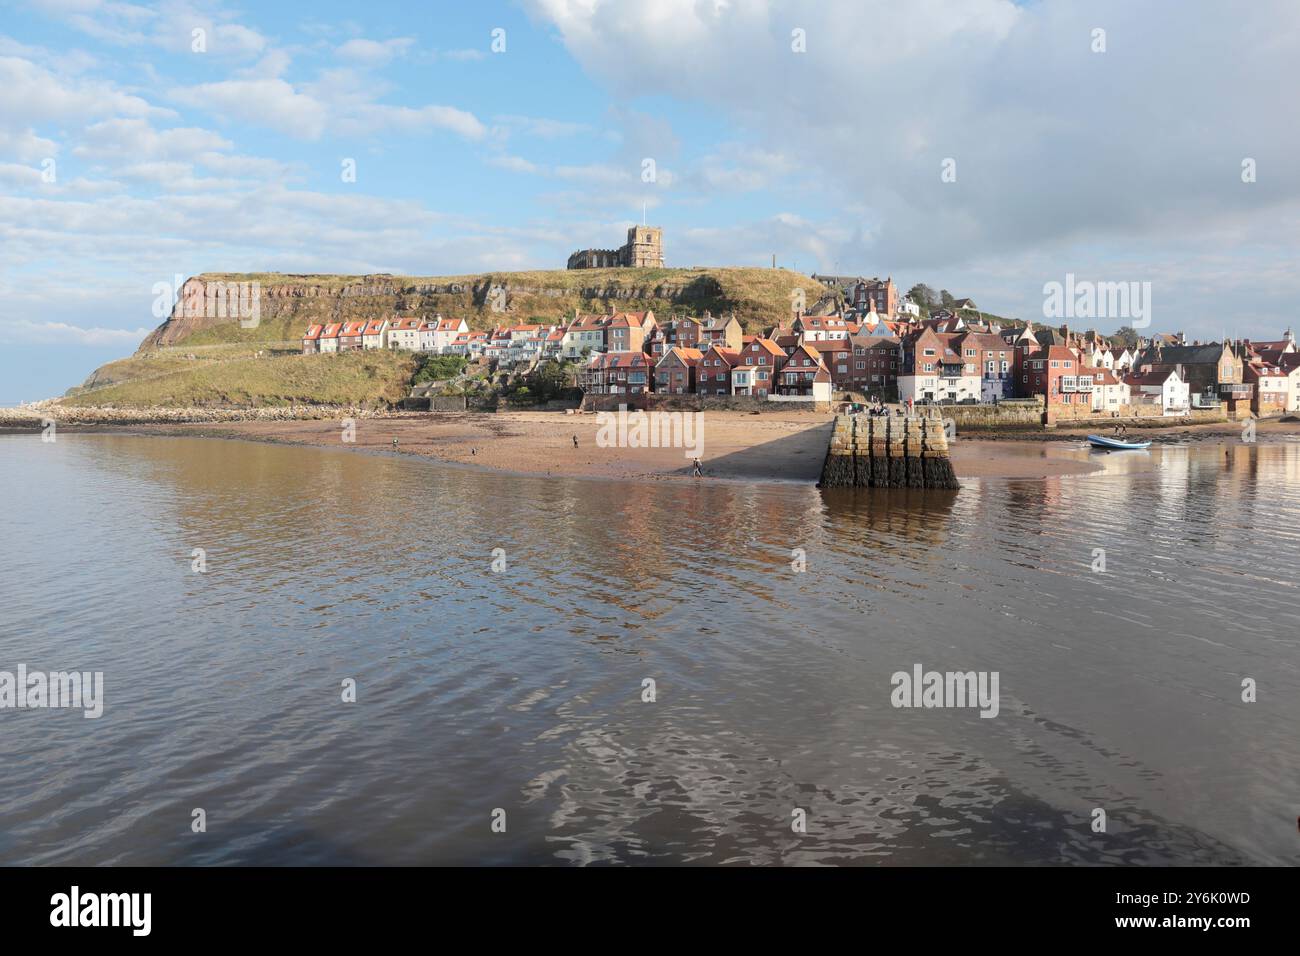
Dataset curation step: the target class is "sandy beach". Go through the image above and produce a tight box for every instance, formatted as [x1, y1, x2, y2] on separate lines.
[108, 408, 1125, 483]
[13, 406, 1297, 483]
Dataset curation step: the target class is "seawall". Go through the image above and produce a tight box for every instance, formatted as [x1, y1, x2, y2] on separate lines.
[820, 413, 960, 489]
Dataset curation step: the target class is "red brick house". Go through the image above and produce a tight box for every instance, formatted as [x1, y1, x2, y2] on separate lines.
[1245, 360, 1288, 416]
[776, 344, 831, 397]
[301, 324, 323, 354]
[731, 337, 785, 396]
[808, 338, 853, 391]
[647, 315, 702, 358]
[338, 321, 367, 351]
[697, 345, 740, 395]
[1025, 344, 1092, 411]
[654, 347, 703, 395]
[605, 310, 656, 354]
[580, 351, 653, 395]
[847, 333, 901, 397]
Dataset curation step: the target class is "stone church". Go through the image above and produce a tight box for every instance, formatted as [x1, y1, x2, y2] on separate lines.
[567, 226, 664, 269]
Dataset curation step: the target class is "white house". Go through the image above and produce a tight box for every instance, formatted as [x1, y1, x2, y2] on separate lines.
[897, 370, 981, 404]
[1127, 367, 1189, 415]
[361, 318, 389, 350]
[418, 316, 468, 353]
[1087, 344, 1114, 369]
[387, 318, 422, 350]
[1087, 368, 1130, 412]
[1279, 356, 1300, 411]
[543, 327, 566, 358]
[793, 315, 852, 342]
[561, 313, 609, 359]
[318, 322, 342, 353]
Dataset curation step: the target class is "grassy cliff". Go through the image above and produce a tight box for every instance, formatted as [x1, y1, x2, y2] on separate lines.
[143, 267, 825, 348]
[62, 266, 824, 409]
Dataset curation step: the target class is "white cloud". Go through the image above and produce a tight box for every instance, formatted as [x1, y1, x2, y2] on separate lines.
[1, 318, 153, 346]
[75, 117, 232, 160]
[0, 54, 168, 125]
[27, 0, 270, 57]
[337, 37, 414, 65]
[495, 114, 591, 139]
[526, 0, 1300, 337]
[170, 77, 329, 139]
[171, 74, 486, 141]
[0, 127, 59, 163]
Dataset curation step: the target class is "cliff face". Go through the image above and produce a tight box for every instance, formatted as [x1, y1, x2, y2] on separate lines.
[139, 268, 826, 350]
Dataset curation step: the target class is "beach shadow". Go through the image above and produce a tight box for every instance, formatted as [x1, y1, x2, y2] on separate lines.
[690, 420, 835, 482]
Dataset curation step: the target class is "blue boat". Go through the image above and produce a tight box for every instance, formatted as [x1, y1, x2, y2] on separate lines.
[1087, 434, 1151, 450]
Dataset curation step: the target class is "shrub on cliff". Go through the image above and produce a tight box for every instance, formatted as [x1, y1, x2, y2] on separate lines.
[412, 354, 468, 384]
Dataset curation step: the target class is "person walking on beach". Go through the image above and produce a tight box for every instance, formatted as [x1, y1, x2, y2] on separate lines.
[692, 457, 703, 478]
[572, 434, 579, 449]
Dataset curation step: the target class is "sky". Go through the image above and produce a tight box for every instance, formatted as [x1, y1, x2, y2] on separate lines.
[2, 0, 1299, 402]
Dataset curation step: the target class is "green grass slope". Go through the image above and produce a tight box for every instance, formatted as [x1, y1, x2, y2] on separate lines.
[61, 347, 415, 409]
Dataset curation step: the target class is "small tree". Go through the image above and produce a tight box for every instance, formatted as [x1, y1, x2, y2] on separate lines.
[1111, 326, 1139, 348]
[907, 283, 937, 308]
[526, 360, 579, 402]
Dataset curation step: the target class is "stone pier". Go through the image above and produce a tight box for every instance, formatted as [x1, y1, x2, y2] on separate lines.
[819, 413, 960, 489]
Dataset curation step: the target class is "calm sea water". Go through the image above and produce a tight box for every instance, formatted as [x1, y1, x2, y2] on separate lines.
[1, 432, 1297, 866]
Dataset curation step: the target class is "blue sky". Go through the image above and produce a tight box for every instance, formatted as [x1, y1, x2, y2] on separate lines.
[3, 0, 1299, 402]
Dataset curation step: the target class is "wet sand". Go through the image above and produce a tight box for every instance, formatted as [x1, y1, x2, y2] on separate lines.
[130, 409, 1114, 483]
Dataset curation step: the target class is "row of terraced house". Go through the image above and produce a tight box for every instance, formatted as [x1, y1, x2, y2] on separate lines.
[300, 303, 1300, 418]
[301, 316, 570, 365]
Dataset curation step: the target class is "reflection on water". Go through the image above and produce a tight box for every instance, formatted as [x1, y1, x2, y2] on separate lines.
[0, 433, 1297, 865]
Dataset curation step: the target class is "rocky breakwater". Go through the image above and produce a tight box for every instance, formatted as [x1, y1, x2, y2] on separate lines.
[820, 413, 960, 489]
[0, 403, 398, 429]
